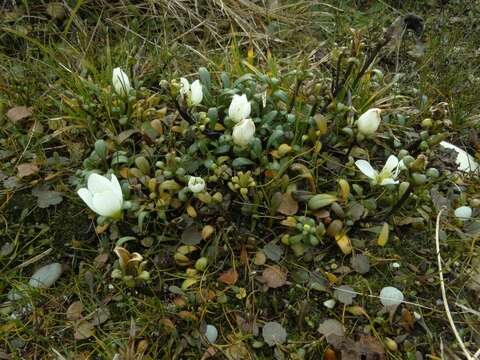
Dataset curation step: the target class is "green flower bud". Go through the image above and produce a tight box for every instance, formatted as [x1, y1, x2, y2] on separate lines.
[195, 257, 208, 271]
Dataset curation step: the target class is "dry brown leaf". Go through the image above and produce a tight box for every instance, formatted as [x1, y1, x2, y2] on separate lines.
[66, 301, 84, 321]
[17, 163, 39, 178]
[329, 334, 385, 360]
[200, 346, 217, 360]
[74, 320, 95, 340]
[261, 265, 287, 288]
[400, 308, 415, 331]
[218, 268, 239, 285]
[89, 307, 110, 326]
[277, 192, 299, 216]
[159, 318, 176, 333]
[93, 253, 109, 269]
[7, 106, 33, 123]
[240, 246, 249, 265]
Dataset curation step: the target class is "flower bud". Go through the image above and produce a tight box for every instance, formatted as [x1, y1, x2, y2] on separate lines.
[228, 94, 251, 123]
[188, 176, 205, 193]
[356, 108, 381, 136]
[112, 67, 132, 96]
[232, 118, 255, 147]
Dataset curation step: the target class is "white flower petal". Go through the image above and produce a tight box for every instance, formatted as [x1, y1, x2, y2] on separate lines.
[77, 188, 95, 212]
[91, 191, 123, 217]
[112, 67, 131, 96]
[380, 178, 398, 186]
[232, 118, 255, 147]
[88, 173, 114, 194]
[440, 141, 479, 173]
[190, 80, 203, 105]
[180, 77, 190, 96]
[355, 160, 377, 179]
[357, 108, 381, 136]
[188, 176, 205, 193]
[382, 155, 399, 173]
[239, 94, 251, 119]
[109, 174, 123, 203]
[229, 94, 251, 123]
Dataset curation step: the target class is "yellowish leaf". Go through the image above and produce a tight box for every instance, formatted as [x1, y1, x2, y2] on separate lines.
[66, 301, 84, 321]
[377, 222, 389, 247]
[335, 232, 352, 255]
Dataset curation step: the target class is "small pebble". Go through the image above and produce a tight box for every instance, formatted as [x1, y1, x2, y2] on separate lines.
[29, 263, 63, 289]
[204, 324, 218, 344]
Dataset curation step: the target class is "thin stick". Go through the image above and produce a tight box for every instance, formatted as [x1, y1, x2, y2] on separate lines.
[435, 207, 474, 360]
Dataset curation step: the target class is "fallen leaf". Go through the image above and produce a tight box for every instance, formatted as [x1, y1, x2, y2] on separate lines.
[181, 226, 202, 245]
[399, 308, 415, 331]
[262, 321, 287, 346]
[218, 268, 238, 285]
[32, 186, 63, 208]
[66, 301, 84, 321]
[318, 319, 344, 344]
[178, 310, 197, 321]
[261, 265, 287, 288]
[200, 346, 217, 360]
[333, 285, 356, 305]
[277, 192, 298, 215]
[346, 305, 368, 317]
[329, 334, 385, 360]
[335, 233, 352, 255]
[7, 106, 32, 122]
[74, 320, 95, 340]
[93, 253, 109, 268]
[225, 342, 250, 360]
[159, 318, 176, 333]
[240, 246, 248, 265]
[377, 222, 389, 247]
[89, 307, 111, 326]
[263, 242, 284, 262]
[351, 254, 370, 274]
[17, 163, 39, 178]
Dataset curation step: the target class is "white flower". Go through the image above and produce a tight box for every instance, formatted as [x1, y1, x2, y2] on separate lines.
[188, 176, 205, 193]
[190, 80, 203, 105]
[179, 77, 203, 106]
[454, 206, 472, 220]
[232, 118, 255, 147]
[112, 67, 131, 96]
[356, 108, 381, 136]
[204, 324, 218, 344]
[180, 77, 190, 96]
[228, 94, 251, 123]
[355, 155, 400, 186]
[77, 173, 123, 219]
[440, 141, 479, 173]
[380, 286, 404, 307]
